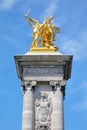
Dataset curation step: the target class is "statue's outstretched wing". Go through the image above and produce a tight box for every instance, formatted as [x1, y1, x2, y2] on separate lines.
[53, 26, 60, 33]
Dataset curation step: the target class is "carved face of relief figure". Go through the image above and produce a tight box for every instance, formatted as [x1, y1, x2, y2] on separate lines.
[35, 93, 52, 130]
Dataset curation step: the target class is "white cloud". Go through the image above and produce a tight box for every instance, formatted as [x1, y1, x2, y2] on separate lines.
[67, 80, 87, 98]
[42, 0, 59, 18]
[71, 81, 87, 111]
[72, 100, 87, 111]
[82, 81, 87, 89]
[60, 31, 87, 61]
[0, 0, 15, 10]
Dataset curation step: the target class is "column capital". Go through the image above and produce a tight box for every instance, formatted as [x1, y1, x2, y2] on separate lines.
[50, 80, 66, 99]
[50, 80, 66, 87]
[21, 80, 37, 95]
[59, 80, 66, 87]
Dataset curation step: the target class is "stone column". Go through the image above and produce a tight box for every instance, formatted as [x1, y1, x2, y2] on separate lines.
[14, 54, 73, 130]
[21, 81, 37, 130]
[50, 80, 66, 130]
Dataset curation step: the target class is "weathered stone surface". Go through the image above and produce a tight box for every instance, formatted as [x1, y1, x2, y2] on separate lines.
[14, 51, 73, 130]
[14, 52, 73, 81]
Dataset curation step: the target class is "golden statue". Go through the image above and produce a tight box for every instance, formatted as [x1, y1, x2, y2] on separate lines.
[25, 13, 60, 51]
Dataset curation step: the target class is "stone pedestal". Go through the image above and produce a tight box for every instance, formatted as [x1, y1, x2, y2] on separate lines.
[14, 51, 73, 130]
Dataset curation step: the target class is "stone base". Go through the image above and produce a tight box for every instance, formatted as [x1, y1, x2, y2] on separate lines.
[30, 47, 58, 52]
[25, 50, 62, 55]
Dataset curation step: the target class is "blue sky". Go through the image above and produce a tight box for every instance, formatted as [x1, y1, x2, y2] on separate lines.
[0, 0, 87, 130]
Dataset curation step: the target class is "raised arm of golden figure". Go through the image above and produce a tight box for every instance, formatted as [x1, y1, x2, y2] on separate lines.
[25, 13, 39, 28]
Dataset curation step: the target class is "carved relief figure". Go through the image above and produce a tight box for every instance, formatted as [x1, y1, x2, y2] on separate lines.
[35, 93, 52, 130]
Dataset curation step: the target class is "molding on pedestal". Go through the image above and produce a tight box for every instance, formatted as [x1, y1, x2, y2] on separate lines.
[14, 54, 73, 81]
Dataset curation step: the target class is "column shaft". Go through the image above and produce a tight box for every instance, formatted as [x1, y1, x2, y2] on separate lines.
[52, 87, 64, 130]
[22, 89, 33, 130]
[50, 81, 65, 130]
